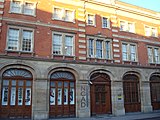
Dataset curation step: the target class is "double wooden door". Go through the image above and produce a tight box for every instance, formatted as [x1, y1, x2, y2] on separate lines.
[49, 71, 75, 118]
[123, 75, 141, 112]
[90, 73, 111, 115]
[0, 69, 32, 119]
[150, 75, 160, 110]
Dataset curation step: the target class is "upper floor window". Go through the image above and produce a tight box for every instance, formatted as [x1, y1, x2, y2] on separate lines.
[53, 7, 75, 22]
[102, 17, 110, 28]
[147, 46, 160, 64]
[122, 43, 137, 62]
[88, 37, 112, 59]
[87, 14, 95, 26]
[10, 0, 36, 16]
[145, 26, 157, 37]
[120, 21, 135, 33]
[7, 26, 34, 52]
[52, 32, 75, 56]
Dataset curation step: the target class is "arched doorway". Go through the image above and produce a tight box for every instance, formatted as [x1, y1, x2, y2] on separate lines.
[150, 74, 160, 110]
[90, 73, 111, 115]
[123, 74, 141, 112]
[0, 68, 33, 119]
[49, 71, 76, 118]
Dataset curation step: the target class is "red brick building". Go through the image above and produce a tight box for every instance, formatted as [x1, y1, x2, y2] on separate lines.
[0, 0, 160, 119]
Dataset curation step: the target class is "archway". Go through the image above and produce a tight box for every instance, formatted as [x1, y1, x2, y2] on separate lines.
[150, 73, 160, 110]
[0, 68, 33, 119]
[123, 74, 141, 112]
[49, 71, 76, 118]
[90, 73, 111, 115]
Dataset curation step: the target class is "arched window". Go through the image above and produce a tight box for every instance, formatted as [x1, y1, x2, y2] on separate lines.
[123, 74, 141, 112]
[90, 73, 111, 115]
[0, 68, 33, 119]
[150, 74, 160, 110]
[49, 71, 75, 118]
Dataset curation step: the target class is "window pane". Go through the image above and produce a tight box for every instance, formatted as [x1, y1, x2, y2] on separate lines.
[96, 40, 102, 58]
[3, 80, 9, 86]
[50, 81, 55, 87]
[58, 88, 62, 105]
[130, 45, 136, 61]
[25, 88, 31, 105]
[65, 10, 73, 22]
[26, 81, 31, 86]
[58, 81, 62, 87]
[154, 48, 159, 63]
[148, 47, 153, 63]
[8, 28, 19, 50]
[11, 1, 21, 13]
[128, 23, 134, 32]
[70, 88, 74, 104]
[18, 87, 23, 105]
[120, 21, 126, 31]
[65, 35, 73, 56]
[70, 82, 74, 87]
[22, 30, 32, 52]
[106, 41, 110, 59]
[18, 81, 24, 86]
[53, 8, 62, 19]
[89, 39, 94, 57]
[53, 34, 62, 55]
[10, 87, 16, 105]
[64, 82, 68, 87]
[2, 87, 9, 105]
[64, 88, 68, 105]
[103, 17, 108, 28]
[151, 28, 157, 37]
[122, 44, 128, 60]
[88, 14, 94, 25]
[24, 2, 34, 15]
[11, 80, 16, 86]
[145, 26, 151, 36]
[50, 88, 55, 105]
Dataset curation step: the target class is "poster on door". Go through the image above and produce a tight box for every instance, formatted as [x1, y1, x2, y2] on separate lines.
[10, 87, 16, 105]
[70, 88, 74, 104]
[2, 87, 9, 105]
[50, 88, 55, 105]
[64, 88, 68, 105]
[25, 88, 31, 105]
[18, 87, 23, 105]
[58, 88, 62, 105]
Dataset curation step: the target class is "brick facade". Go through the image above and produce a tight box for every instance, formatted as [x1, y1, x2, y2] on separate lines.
[0, 0, 160, 120]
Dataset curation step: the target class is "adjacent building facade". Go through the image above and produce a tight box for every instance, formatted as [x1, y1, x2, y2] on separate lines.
[0, 0, 160, 119]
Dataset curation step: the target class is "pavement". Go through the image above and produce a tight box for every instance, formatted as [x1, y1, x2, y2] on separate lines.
[50, 110, 160, 120]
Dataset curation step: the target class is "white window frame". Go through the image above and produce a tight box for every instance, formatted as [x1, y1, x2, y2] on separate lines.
[144, 25, 158, 37]
[102, 16, 110, 28]
[87, 36, 112, 59]
[10, 0, 36, 16]
[122, 42, 138, 62]
[120, 20, 135, 33]
[6, 26, 34, 52]
[64, 9, 75, 22]
[52, 6, 63, 20]
[52, 32, 75, 56]
[87, 13, 96, 26]
[52, 6, 75, 23]
[147, 46, 160, 64]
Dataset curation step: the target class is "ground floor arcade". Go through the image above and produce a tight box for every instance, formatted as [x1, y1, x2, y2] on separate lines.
[0, 58, 160, 120]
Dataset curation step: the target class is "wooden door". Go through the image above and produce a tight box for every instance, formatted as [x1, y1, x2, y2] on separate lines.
[150, 75, 160, 110]
[123, 74, 141, 112]
[0, 69, 32, 119]
[90, 73, 111, 115]
[49, 71, 75, 118]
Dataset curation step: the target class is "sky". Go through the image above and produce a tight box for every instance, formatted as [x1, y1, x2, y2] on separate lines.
[120, 0, 160, 12]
